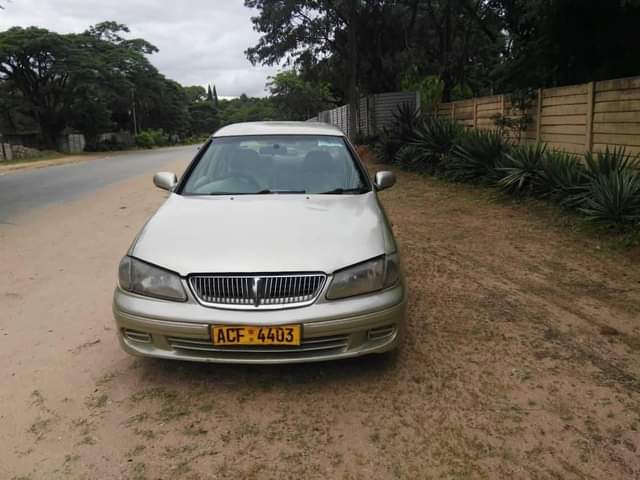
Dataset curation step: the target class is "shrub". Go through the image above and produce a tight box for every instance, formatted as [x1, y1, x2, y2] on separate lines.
[580, 169, 640, 228]
[497, 143, 547, 195]
[135, 131, 155, 149]
[578, 148, 640, 228]
[408, 116, 466, 173]
[540, 150, 587, 208]
[583, 147, 640, 179]
[393, 145, 423, 169]
[446, 129, 511, 183]
[372, 103, 421, 163]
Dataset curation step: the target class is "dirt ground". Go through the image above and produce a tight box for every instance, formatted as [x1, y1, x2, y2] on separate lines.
[2, 156, 640, 480]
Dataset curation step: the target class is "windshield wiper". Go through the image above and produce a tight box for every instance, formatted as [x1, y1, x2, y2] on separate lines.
[255, 189, 307, 194]
[318, 187, 368, 194]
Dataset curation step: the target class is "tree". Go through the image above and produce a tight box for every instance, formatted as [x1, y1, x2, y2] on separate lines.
[246, 0, 505, 115]
[0, 22, 185, 146]
[493, 0, 640, 90]
[184, 85, 207, 104]
[268, 70, 332, 120]
[212, 84, 219, 107]
[245, 0, 362, 135]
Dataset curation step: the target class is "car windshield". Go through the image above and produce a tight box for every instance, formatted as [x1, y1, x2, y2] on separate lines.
[180, 135, 370, 195]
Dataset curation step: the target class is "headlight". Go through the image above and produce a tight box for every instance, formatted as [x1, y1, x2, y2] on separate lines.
[118, 256, 187, 301]
[326, 253, 400, 300]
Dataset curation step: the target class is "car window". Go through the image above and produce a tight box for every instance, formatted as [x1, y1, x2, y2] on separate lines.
[180, 135, 370, 195]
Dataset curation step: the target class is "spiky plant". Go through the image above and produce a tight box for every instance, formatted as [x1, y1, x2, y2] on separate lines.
[393, 145, 423, 169]
[583, 147, 640, 179]
[580, 169, 640, 228]
[372, 128, 402, 164]
[372, 103, 422, 164]
[540, 150, 588, 208]
[445, 129, 512, 183]
[409, 116, 466, 173]
[497, 143, 547, 195]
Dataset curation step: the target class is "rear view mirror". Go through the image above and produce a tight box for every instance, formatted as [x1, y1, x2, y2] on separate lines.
[153, 172, 178, 191]
[374, 171, 396, 191]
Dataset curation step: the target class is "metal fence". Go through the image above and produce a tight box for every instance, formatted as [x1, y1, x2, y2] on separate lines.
[312, 91, 420, 139]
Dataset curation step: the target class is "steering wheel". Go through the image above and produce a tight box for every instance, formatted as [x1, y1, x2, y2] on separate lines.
[225, 174, 261, 191]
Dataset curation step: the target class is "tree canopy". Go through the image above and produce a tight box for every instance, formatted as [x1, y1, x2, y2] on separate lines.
[0, 21, 281, 149]
[268, 70, 332, 120]
[246, 0, 640, 104]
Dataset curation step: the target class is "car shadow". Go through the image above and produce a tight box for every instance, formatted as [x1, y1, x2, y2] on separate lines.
[131, 351, 401, 393]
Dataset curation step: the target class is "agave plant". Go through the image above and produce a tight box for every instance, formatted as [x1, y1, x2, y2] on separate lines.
[372, 127, 402, 164]
[580, 169, 640, 228]
[394, 145, 424, 169]
[409, 116, 465, 173]
[372, 103, 422, 164]
[391, 102, 422, 143]
[583, 147, 640, 179]
[540, 150, 588, 208]
[445, 129, 512, 183]
[497, 143, 547, 195]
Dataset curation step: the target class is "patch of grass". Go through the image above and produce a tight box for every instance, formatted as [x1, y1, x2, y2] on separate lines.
[27, 417, 51, 440]
[129, 387, 189, 422]
[127, 445, 146, 457]
[131, 462, 146, 480]
[76, 435, 96, 446]
[197, 401, 215, 413]
[124, 412, 149, 426]
[183, 422, 208, 436]
[30, 390, 45, 407]
[133, 428, 157, 440]
[1, 150, 67, 166]
[158, 402, 190, 422]
[96, 371, 119, 386]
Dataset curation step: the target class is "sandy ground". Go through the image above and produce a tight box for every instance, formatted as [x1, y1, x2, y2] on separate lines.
[1, 157, 640, 480]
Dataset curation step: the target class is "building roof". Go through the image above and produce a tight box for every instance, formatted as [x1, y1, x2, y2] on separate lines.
[212, 121, 345, 138]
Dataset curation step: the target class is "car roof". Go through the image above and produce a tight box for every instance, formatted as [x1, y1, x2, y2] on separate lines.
[212, 121, 345, 138]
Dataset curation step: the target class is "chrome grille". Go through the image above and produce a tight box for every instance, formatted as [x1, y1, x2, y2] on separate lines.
[167, 334, 349, 357]
[188, 273, 326, 309]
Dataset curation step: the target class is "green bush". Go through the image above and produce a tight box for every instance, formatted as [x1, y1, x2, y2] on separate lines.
[375, 115, 640, 232]
[577, 148, 640, 227]
[407, 117, 465, 173]
[446, 129, 511, 183]
[135, 131, 155, 149]
[135, 129, 171, 149]
[540, 150, 587, 207]
[580, 169, 640, 227]
[373, 103, 422, 164]
[498, 143, 547, 196]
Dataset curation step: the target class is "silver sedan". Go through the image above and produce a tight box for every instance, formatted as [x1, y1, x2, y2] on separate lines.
[113, 121, 406, 364]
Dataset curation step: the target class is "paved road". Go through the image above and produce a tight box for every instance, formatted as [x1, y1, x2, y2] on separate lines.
[0, 145, 198, 222]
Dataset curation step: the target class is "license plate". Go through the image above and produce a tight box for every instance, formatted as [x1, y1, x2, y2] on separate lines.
[212, 325, 301, 346]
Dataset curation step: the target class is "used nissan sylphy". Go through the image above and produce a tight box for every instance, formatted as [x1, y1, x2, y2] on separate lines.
[113, 121, 406, 364]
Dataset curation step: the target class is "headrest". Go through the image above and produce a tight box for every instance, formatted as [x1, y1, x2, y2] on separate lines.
[303, 150, 341, 174]
[231, 148, 260, 172]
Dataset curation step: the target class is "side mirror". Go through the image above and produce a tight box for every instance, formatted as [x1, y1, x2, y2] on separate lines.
[374, 171, 396, 191]
[153, 172, 178, 191]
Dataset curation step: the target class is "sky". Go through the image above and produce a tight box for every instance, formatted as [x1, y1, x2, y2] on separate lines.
[0, 0, 279, 97]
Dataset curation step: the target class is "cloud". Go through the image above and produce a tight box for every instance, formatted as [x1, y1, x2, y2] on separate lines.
[0, 0, 279, 97]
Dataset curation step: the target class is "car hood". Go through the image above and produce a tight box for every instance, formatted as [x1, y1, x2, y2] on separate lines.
[131, 193, 391, 276]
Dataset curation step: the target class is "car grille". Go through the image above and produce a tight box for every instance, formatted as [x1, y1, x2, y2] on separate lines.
[167, 334, 349, 358]
[188, 273, 326, 309]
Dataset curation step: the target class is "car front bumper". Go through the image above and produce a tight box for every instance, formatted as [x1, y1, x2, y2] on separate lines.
[112, 284, 406, 364]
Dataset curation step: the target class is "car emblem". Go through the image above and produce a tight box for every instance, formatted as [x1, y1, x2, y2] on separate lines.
[252, 276, 262, 307]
